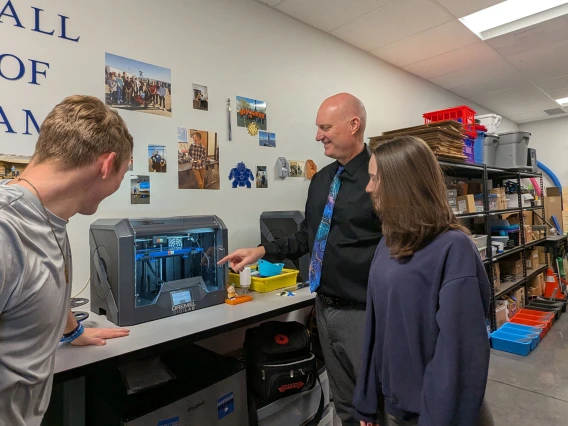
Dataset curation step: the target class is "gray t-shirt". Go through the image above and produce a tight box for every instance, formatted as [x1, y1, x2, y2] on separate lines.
[0, 181, 72, 426]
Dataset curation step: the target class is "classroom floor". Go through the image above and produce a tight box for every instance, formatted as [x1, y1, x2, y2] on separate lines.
[332, 314, 568, 425]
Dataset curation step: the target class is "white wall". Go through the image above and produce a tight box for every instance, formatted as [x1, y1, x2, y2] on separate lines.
[0, 0, 518, 296]
[520, 117, 568, 189]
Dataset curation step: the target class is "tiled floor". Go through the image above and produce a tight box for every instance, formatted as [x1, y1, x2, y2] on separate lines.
[332, 314, 568, 425]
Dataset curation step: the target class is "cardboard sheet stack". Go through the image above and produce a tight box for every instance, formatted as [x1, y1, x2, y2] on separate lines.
[369, 120, 466, 161]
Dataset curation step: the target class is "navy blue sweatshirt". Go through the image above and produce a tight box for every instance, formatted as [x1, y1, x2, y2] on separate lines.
[353, 230, 490, 426]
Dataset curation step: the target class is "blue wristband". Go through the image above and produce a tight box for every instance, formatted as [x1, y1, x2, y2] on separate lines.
[60, 323, 84, 343]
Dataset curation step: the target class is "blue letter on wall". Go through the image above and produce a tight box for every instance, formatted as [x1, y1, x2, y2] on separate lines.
[31, 7, 55, 36]
[0, 54, 25, 81]
[58, 15, 80, 42]
[29, 59, 50, 85]
[23, 109, 40, 135]
[0, 106, 16, 134]
[0, 0, 24, 28]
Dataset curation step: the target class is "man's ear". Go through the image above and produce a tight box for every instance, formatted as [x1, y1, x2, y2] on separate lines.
[350, 117, 361, 135]
[100, 152, 118, 179]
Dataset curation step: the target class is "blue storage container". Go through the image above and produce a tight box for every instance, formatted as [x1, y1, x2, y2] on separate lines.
[463, 138, 475, 163]
[474, 130, 485, 164]
[498, 326, 540, 348]
[490, 330, 535, 355]
[258, 259, 285, 277]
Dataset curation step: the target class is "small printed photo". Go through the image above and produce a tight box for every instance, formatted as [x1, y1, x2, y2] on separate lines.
[128, 156, 133, 171]
[236, 96, 267, 131]
[148, 145, 167, 173]
[0, 154, 32, 180]
[259, 131, 276, 148]
[178, 128, 220, 190]
[192, 84, 208, 111]
[177, 127, 188, 143]
[290, 161, 305, 178]
[105, 53, 172, 117]
[131, 175, 150, 205]
[256, 166, 268, 189]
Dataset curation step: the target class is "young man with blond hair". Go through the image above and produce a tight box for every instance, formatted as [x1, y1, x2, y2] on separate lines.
[0, 95, 133, 426]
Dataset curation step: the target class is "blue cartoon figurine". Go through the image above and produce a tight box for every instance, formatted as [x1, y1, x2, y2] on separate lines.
[229, 161, 254, 188]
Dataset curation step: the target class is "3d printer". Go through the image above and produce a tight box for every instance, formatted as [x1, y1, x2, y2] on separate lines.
[89, 216, 228, 326]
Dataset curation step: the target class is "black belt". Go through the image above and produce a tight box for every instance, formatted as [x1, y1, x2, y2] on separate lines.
[318, 294, 365, 308]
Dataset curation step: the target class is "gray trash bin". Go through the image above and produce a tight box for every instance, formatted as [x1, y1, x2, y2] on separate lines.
[483, 133, 499, 167]
[495, 131, 531, 169]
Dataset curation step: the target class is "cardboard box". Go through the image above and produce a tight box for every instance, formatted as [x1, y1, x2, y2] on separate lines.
[526, 249, 539, 270]
[500, 259, 523, 277]
[491, 187, 506, 196]
[563, 188, 568, 211]
[562, 211, 568, 233]
[492, 263, 501, 292]
[513, 288, 526, 311]
[495, 303, 507, 329]
[497, 195, 508, 211]
[457, 194, 476, 213]
[523, 225, 534, 243]
[547, 187, 561, 197]
[537, 247, 546, 264]
[545, 195, 563, 233]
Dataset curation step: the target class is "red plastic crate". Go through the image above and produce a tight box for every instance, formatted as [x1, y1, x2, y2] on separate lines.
[423, 105, 476, 138]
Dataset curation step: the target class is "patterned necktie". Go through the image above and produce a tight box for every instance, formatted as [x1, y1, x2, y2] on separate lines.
[309, 166, 345, 292]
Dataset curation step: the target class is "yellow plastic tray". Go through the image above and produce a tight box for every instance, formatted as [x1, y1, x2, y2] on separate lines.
[229, 267, 299, 293]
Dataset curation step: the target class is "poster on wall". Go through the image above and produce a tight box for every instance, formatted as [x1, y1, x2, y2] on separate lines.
[259, 131, 276, 148]
[290, 161, 305, 178]
[256, 166, 267, 189]
[236, 96, 267, 134]
[178, 128, 220, 190]
[105, 53, 172, 117]
[0, 154, 32, 179]
[131, 175, 150, 205]
[192, 84, 208, 111]
[149, 145, 167, 173]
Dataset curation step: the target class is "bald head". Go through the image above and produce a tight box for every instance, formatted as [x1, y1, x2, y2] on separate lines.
[315, 93, 367, 164]
[319, 93, 367, 135]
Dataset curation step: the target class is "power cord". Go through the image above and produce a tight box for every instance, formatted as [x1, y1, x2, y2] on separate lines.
[72, 278, 90, 298]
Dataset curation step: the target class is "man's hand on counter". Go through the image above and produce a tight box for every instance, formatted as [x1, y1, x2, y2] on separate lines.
[71, 327, 130, 347]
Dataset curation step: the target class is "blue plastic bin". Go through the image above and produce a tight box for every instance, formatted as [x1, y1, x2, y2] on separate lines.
[490, 330, 535, 355]
[463, 138, 475, 163]
[497, 326, 540, 349]
[474, 130, 485, 164]
[258, 259, 285, 277]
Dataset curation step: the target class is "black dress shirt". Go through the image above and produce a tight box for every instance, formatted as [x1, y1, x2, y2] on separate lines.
[262, 145, 382, 304]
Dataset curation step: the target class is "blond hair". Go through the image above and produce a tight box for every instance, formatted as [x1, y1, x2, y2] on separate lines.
[33, 95, 133, 171]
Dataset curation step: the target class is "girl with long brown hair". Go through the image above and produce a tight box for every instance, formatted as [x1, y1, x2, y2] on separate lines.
[353, 136, 493, 426]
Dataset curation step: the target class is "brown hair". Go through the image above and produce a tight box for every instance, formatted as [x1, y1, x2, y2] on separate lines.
[33, 95, 133, 171]
[370, 136, 469, 260]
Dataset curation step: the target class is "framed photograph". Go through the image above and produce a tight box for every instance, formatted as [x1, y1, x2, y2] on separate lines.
[256, 166, 267, 188]
[259, 131, 276, 148]
[148, 145, 167, 173]
[236, 96, 267, 131]
[0, 154, 31, 180]
[289, 161, 305, 178]
[105, 53, 172, 117]
[178, 128, 220, 190]
[192, 84, 208, 111]
[131, 175, 150, 205]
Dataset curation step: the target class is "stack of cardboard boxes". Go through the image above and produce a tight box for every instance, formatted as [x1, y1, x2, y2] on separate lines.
[490, 187, 508, 211]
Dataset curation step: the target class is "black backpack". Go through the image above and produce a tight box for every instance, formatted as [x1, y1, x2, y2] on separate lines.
[244, 321, 324, 425]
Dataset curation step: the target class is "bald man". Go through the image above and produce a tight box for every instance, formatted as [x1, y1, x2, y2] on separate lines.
[219, 93, 382, 425]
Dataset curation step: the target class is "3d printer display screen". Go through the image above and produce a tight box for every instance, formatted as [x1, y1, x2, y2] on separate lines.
[171, 289, 191, 306]
[134, 230, 220, 308]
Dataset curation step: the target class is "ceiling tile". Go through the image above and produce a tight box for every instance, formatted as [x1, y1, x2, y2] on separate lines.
[478, 96, 560, 117]
[487, 16, 568, 58]
[434, 0, 505, 19]
[428, 56, 518, 89]
[545, 87, 568, 100]
[276, 0, 396, 32]
[255, 0, 283, 6]
[403, 42, 501, 79]
[536, 75, 568, 91]
[450, 72, 530, 97]
[507, 110, 552, 123]
[466, 84, 548, 105]
[506, 39, 568, 82]
[330, 0, 453, 51]
[370, 20, 479, 68]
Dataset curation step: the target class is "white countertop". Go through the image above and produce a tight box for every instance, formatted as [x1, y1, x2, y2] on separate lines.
[54, 288, 315, 374]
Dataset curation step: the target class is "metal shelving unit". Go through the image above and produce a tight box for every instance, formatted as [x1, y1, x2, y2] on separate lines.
[440, 159, 547, 331]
